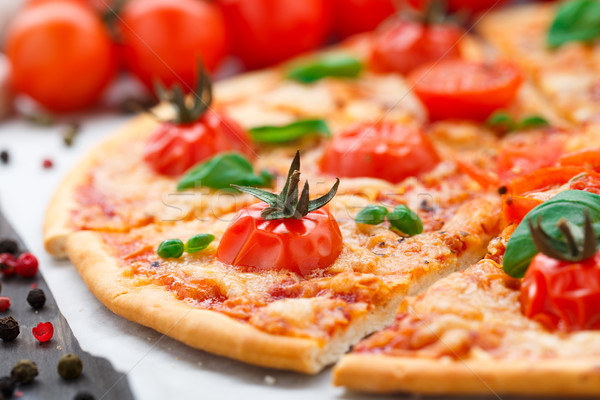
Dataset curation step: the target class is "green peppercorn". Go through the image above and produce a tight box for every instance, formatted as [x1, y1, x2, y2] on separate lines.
[27, 288, 46, 309]
[355, 205, 389, 225]
[0, 316, 20, 342]
[184, 234, 215, 254]
[0, 376, 14, 398]
[74, 392, 95, 400]
[57, 353, 83, 380]
[157, 239, 184, 259]
[388, 205, 423, 236]
[11, 360, 38, 384]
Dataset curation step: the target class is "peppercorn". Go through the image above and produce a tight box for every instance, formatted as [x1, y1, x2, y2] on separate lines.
[74, 392, 95, 400]
[57, 353, 83, 380]
[0, 316, 19, 342]
[11, 360, 38, 384]
[0, 150, 8, 165]
[27, 288, 46, 309]
[0, 376, 14, 398]
[0, 240, 18, 256]
[42, 159, 54, 169]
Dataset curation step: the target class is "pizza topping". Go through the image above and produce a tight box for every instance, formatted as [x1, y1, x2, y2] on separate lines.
[185, 234, 216, 254]
[32, 321, 54, 343]
[157, 239, 184, 259]
[486, 111, 549, 134]
[217, 152, 343, 276]
[286, 53, 363, 84]
[249, 119, 331, 144]
[548, 0, 600, 48]
[409, 60, 523, 121]
[177, 153, 273, 191]
[355, 205, 389, 225]
[389, 205, 424, 236]
[320, 122, 440, 183]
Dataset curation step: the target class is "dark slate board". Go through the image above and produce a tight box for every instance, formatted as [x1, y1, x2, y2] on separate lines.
[0, 212, 135, 400]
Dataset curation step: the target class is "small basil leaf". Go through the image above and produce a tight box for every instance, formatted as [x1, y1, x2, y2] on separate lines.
[287, 53, 363, 84]
[157, 239, 184, 259]
[486, 111, 516, 132]
[548, 0, 600, 48]
[177, 153, 273, 191]
[518, 115, 549, 130]
[503, 190, 600, 278]
[185, 234, 215, 254]
[249, 119, 331, 144]
[355, 205, 389, 225]
[388, 205, 423, 236]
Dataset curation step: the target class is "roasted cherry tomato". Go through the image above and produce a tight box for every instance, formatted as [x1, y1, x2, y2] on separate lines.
[407, 0, 510, 14]
[497, 133, 564, 181]
[332, 0, 396, 38]
[370, 20, 463, 75]
[144, 110, 253, 176]
[521, 251, 600, 331]
[409, 60, 523, 121]
[216, 202, 343, 276]
[5, 0, 116, 112]
[320, 122, 440, 183]
[119, 0, 227, 91]
[218, 0, 330, 69]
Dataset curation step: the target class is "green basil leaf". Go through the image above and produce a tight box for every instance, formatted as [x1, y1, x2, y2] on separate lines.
[548, 0, 600, 48]
[185, 234, 215, 254]
[503, 190, 600, 278]
[286, 53, 363, 84]
[518, 115, 549, 130]
[486, 111, 516, 132]
[157, 239, 184, 259]
[355, 205, 389, 225]
[177, 153, 273, 191]
[388, 205, 423, 236]
[249, 119, 331, 144]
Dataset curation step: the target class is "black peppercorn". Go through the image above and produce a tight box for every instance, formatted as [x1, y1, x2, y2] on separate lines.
[26, 288, 46, 309]
[0, 150, 8, 165]
[57, 353, 83, 380]
[74, 392, 95, 400]
[0, 376, 14, 398]
[0, 240, 18, 256]
[0, 317, 19, 342]
[11, 360, 38, 384]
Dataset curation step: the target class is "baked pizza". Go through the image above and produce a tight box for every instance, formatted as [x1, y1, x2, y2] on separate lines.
[43, 0, 600, 394]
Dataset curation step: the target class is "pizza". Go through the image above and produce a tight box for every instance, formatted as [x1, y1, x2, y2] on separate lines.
[43, 0, 600, 394]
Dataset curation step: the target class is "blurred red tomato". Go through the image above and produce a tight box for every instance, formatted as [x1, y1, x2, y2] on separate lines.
[407, 0, 510, 14]
[218, 0, 330, 69]
[119, 0, 228, 91]
[332, 0, 396, 38]
[5, 0, 116, 112]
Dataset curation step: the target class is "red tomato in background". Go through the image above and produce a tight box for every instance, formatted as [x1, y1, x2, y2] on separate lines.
[370, 20, 463, 75]
[217, 202, 343, 276]
[521, 251, 600, 331]
[320, 122, 440, 183]
[144, 110, 253, 176]
[5, 0, 116, 112]
[119, 0, 227, 91]
[409, 60, 523, 121]
[332, 0, 396, 38]
[218, 0, 330, 69]
[408, 0, 511, 14]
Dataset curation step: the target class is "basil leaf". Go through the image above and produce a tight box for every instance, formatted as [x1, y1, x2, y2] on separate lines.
[518, 115, 549, 130]
[486, 111, 516, 132]
[503, 190, 600, 278]
[185, 234, 215, 254]
[355, 205, 389, 225]
[286, 54, 363, 84]
[177, 153, 273, 191]
[548, 0, 600, 48]
[388, 205, 423, 236]
[157, 239, 184, 259]
[249, 119, 331, 144]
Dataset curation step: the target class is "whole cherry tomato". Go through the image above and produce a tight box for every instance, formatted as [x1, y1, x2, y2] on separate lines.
[409, 60, 523, 121]
[4, 0, 116, 112]
[217, 202, 343, 276]
[370, 20, 463, 75]
[144, 110, 253, 176]
[521, 251, 600, 331]
[218, 0, 330, 69]
[320, 122, 440, 183]
[407, 0, 511, 14]
[332, 0, 396, 38]
[119, 0, 227, 91]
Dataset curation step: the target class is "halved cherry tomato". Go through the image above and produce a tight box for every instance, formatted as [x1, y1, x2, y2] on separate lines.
[218, 0, 330, 70]
[407, 0, 510, 14]
[507, 166, 587, 195]
[521, 251, 600, 331]
[5, 0, 116, 112]
[409, 60, 522, 121]
[501, 195, 543, 225]
[456, 159, 500, 189]
[497, 133, 564, 181]
[119, 0, 227, 91]
[144, 110, 253, 176]
[568, 172, 600, 195]
[216, 202, 343, 276]
[320, 122, 440, 183]
[370, 20, 463, 75]
[559, 147, 600, 171]
[332, 0, 396, 38]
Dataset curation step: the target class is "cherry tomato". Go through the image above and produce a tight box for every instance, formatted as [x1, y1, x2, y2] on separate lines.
[119, 0, 227, 91]
[218, 0, 330, 69]
[144, 110, 254, 176]
[497, 133, 564, 181]
[559, 147, 600, 171]
[320, 122, 440, 183]
[370, 20, 463, 75]
[501, 195, 543, 225]
[409, 60, 523, 121]
[332, 0, 396, 38]
[5, 0, 116, 112]
[217, 202, 343, 276]
[407, 0, 510, 14]
[521, 251, 600, 331]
